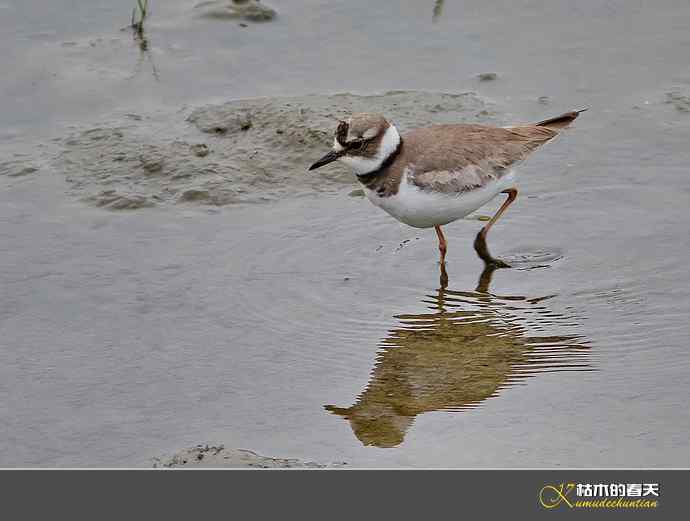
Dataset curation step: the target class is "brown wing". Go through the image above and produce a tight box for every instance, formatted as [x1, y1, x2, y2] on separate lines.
[406, 124, 558, 193]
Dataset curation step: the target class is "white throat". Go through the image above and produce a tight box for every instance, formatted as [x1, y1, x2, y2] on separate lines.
[337, 125, 401, 175]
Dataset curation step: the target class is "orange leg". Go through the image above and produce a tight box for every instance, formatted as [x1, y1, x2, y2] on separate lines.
[434, 225, 447, 264]
[473, 188, 518, 267]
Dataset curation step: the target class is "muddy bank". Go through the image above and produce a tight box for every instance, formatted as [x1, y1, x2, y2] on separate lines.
[153, 445, 346, 468]
[51, 91, 490, 208]
[665, 89, 690, 112]
[0, 158, 39, 178]
[195, 0, 277, 22]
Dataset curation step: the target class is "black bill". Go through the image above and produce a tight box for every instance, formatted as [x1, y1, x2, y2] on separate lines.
[308, 150, 342, 171]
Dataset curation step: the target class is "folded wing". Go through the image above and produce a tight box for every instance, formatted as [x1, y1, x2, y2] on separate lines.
[408, 110, 583, 194]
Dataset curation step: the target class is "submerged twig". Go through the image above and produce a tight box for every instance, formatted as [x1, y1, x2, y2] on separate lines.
[128, 0, 159, 81]
[432, 0, 444, 22]
[131, 0, 149, 38]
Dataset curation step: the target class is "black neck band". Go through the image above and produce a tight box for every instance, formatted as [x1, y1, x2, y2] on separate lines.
[356, 137, 403, 185]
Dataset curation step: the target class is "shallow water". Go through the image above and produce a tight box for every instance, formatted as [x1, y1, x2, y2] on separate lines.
[1, 1, 690, 467]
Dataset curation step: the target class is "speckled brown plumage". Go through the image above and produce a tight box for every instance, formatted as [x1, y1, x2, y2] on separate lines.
[358, 112, 581, 197]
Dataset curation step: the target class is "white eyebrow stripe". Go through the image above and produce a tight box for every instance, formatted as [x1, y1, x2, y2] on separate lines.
[337, 124, 400, 175]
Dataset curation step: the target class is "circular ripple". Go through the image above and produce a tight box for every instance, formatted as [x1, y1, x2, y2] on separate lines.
[501, 247, 564, 270]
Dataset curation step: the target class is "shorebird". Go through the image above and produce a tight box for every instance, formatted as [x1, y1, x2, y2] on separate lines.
[309, 109, 584, 267]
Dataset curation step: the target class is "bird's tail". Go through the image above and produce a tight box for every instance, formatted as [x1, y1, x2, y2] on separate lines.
[535, 108, 588, 130]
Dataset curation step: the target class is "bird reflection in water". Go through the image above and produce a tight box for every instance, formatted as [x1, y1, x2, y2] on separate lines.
[325, 260, 592, 448]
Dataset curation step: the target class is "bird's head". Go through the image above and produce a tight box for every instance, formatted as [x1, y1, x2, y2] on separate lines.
[309, 113, 401, 176]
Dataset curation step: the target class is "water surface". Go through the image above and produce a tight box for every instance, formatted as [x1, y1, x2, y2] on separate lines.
[1, 0, 689, 467]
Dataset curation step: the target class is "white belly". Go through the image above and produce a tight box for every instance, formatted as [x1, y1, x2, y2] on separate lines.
[364, 170, 516, 229]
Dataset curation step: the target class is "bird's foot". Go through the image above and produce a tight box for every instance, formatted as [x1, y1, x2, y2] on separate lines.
[473, 231, 512, 269]
[485, 257, 511, 269]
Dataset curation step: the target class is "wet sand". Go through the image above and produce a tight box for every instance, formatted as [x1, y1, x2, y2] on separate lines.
[154, 445, 345, 469]
[48, 91, 488, 208]
[1, 1, 690, 467]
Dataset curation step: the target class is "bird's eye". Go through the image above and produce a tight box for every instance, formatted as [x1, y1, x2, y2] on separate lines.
[350, 140, 364, 151]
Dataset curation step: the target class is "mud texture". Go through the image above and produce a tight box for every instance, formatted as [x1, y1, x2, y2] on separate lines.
[153, 445, 346, 468]
[0, 158, 39, 178]
[666, 90, 690, 112]
[195, 1, 277, 22]
[477, 72, 498, 82]
[55, 91, 490, 209]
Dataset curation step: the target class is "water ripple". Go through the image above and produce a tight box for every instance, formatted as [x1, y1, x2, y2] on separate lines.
[325, 264, 592, 448]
